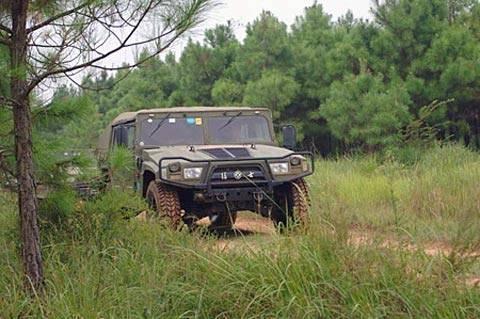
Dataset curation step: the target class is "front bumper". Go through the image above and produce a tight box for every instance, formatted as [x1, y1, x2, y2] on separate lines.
[158, 152, 315, 193]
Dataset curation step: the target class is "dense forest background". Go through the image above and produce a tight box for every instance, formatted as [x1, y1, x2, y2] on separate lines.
[3, 0, 480, 161]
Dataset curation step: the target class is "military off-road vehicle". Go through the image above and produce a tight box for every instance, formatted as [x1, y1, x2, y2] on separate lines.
[97, 107, 314, 230]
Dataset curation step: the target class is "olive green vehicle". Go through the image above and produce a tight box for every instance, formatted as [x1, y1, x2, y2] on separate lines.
[97, 107, 314, 230]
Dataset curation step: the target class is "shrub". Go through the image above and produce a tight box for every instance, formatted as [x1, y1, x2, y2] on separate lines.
[39, 188, 148, 245]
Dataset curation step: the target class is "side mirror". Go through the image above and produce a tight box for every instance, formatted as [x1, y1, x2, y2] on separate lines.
[282, 125, 297, 150]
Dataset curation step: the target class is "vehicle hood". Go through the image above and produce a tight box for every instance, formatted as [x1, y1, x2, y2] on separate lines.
[142, 144, 294, 167]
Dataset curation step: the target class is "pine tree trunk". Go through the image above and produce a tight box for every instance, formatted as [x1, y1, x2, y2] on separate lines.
[10, 0, 44, 292]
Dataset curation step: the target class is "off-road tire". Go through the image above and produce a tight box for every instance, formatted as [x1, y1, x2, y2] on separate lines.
[209, 211, 238, 231]
[146, 181, 182, 229]
[271, 178, 311, 229]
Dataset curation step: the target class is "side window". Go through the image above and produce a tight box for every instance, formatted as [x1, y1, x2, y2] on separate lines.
[126, 125, 135, 149]
[112, 124, 135, 149]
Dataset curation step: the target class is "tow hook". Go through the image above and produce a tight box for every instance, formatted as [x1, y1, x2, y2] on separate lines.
[253, 192, 264, 201]
[216, 192, 227, 202]
[253, 192, 264, 213]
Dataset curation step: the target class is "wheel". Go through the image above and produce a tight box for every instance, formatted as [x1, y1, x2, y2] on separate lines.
[145, 181, 182, 229]
[271, 178, 310, 229]
[209, 211, 238, 231]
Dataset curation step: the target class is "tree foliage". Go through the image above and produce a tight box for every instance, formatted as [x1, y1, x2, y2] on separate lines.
[243, 70, 299, 120]
[28, 0, 480, 156]
[320, 74, 412, 149]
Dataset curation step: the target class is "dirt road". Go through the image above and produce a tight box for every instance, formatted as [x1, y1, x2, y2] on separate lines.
[217, 213, 480, 287]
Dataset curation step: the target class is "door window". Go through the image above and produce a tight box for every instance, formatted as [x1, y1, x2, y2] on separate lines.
[113, 124, 135, 149]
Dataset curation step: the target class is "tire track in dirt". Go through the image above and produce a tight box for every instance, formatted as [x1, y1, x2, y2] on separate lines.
[212, 213, 276, 252]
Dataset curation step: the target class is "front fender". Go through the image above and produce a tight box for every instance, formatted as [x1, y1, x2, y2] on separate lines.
[141, 162, 159, 179]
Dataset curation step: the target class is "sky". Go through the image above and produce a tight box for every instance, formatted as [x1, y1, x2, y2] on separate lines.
[117, 0, 374, 62]
[199, 0, 373, 41]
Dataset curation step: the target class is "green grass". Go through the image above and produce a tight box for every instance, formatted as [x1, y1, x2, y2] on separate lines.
[312, 144, 480, 245]
[1, 144, 479, 318]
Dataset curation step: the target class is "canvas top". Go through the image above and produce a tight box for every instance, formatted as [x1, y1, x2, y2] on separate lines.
[110, 106, 270, 126]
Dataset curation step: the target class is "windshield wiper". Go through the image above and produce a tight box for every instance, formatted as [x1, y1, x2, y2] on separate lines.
[218, 111, 242, 131]
[149, 113, 172, 137]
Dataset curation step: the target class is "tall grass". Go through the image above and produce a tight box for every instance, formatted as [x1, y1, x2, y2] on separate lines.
[1, 144, 479, 318]
[311, 144, 480, 244]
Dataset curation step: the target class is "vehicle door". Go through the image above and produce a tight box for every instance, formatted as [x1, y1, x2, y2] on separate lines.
[109, 122, 136, 191]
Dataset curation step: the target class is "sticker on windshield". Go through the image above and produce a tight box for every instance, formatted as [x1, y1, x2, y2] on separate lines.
[186, 117, 195, 125]
[195, 118, 202, 125]
[168, 118, 176, 123]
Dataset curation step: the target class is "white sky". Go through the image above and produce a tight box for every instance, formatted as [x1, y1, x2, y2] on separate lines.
[200, 0, 373, 41]
[118, 0, 374, 62]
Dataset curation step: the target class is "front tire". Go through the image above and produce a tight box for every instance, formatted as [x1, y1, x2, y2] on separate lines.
[146, 181, 182, 229]
[271, 178, 311, 229]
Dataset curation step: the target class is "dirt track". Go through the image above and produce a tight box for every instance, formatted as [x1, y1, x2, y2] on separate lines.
[233, 213, 480, 258]
[135, 211, 480, 286]
[233, 213, 275, 235]
[216, 213, 480, 287]
[209, 213, 277, 252]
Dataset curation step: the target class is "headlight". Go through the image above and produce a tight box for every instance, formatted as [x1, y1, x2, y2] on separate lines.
[269, 162, 289, 175]
[183, 167, 203, 179]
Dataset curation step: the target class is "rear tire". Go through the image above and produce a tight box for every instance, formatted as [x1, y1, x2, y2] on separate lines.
[271, 178, 310, 229]
[146, 181, 182, 229]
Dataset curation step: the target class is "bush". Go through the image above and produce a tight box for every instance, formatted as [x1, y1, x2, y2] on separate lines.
[108, 147, 135, 190]
[39, 188, 77, 230]
[40, 189, 148, 244]
[70, 190, 149, 246]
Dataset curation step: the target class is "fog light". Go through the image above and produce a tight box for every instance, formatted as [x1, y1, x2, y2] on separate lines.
[168, 162, 181, 173]
[290, 156, 301, 166]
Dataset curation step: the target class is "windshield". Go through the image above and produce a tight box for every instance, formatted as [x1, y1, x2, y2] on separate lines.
[140, 117, 205, 146]
[207, 115, 272, 144]
[139, 114, 272, 146]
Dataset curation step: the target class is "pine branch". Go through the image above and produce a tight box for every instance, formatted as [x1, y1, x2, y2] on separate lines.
[26, 2, 90, 34]
[26, 0, 214, 94]
[0, 23, 11, 34]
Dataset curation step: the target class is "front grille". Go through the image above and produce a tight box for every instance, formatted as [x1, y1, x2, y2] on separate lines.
[210, 165, 267, 186]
